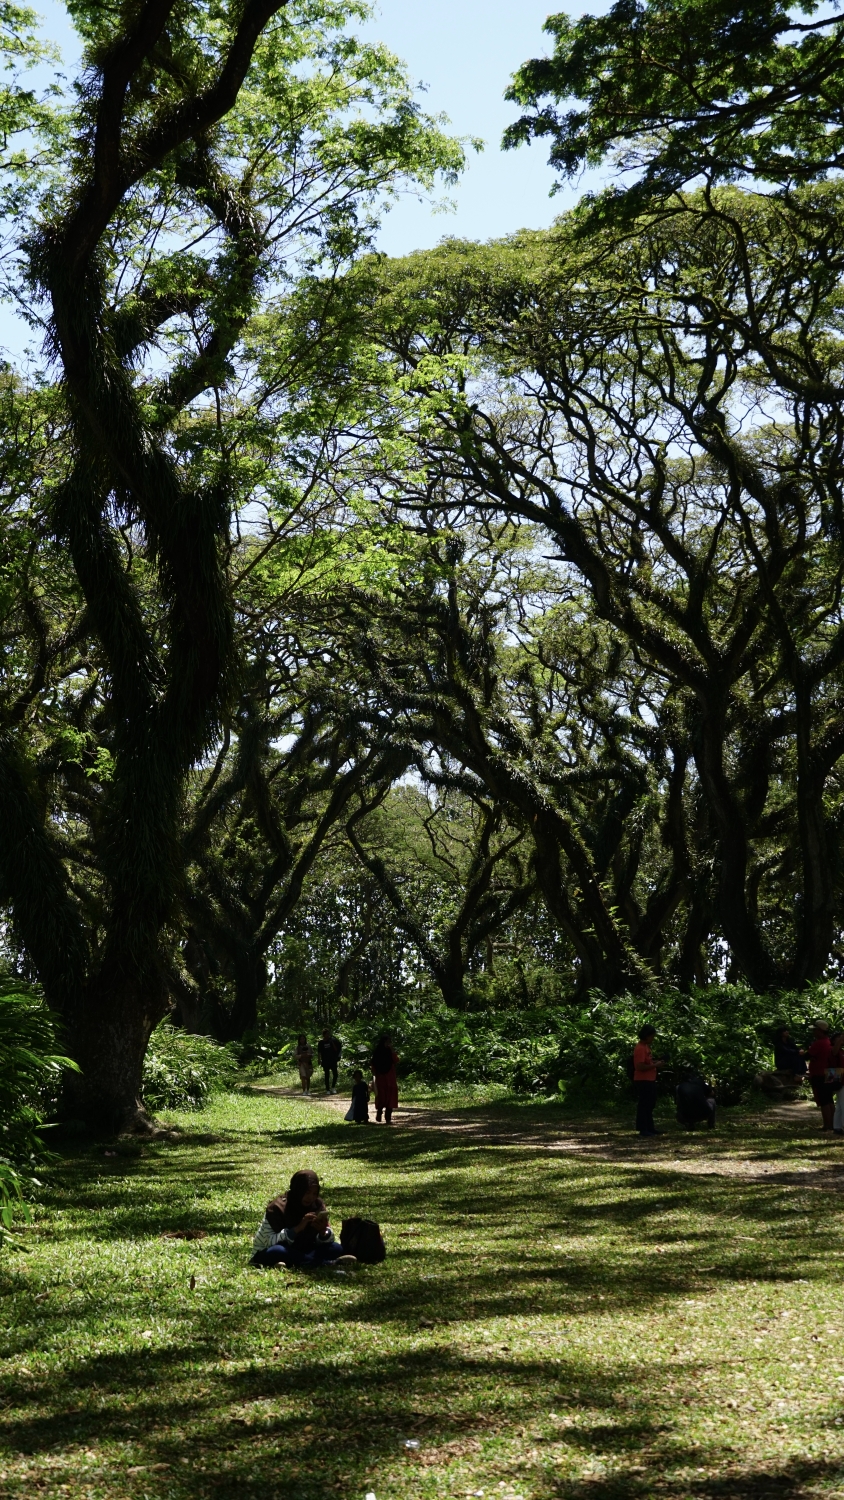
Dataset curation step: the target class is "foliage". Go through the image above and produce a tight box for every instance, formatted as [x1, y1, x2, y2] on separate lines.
[0, 979, 76, 1245]
[282, 180, 844, 995]
[504, 0, 844, 207]
[0, 0, 464, 1126]
[546, 984, 844, 1101]
[262, 982, 844, 1103]
[141, 1024, 241, 1112]
[8, 0, 844, 1137]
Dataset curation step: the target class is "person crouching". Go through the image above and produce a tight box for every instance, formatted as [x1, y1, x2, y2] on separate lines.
[675, 1070, 716, 1129]
[251, 1169, 357, 1269]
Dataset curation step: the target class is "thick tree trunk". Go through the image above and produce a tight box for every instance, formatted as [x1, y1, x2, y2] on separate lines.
[532, 826, 649, 995]
[695, 702, 778, 992]
[61, 976, 168, 1133]
[226, 953, 268, 1040]
[790, 703, 836, 986]
[437, 954, 469, 1009]
[676, 882, 713, 991]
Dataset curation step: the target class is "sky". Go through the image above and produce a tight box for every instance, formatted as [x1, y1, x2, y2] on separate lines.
[356, 0, 580, 254]
[1, 0, 586, 359]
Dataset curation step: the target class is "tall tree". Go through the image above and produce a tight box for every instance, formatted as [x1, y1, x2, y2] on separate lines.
[0, 0, 462, 1128]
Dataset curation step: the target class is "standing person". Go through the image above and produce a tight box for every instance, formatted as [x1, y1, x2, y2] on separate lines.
[806, 1020, 834, 1132]
[633, 1025, 665, 1138]
[829, 1031, 844, 1136]
[318, 1028, 342, 1094]
[371, 1033, 399, 1124]
[349, 1068, 370, 1124]
[295, 1034, 314, 1094]
[250, 1169, 356, 1269]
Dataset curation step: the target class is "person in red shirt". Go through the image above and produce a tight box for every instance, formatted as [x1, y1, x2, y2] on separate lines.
[806, 1020, 834, 1131]
[633, 1024, 665, 1137]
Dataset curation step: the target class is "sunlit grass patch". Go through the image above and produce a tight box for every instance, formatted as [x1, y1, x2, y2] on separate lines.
[0, 1091, 842, 1500]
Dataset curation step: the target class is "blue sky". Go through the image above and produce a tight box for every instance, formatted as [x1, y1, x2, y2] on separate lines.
[357, 0, 581, 254]
[3, 1, 585, 359]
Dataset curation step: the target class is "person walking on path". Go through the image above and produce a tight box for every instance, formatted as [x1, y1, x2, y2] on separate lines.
[633, 1025, 665, 1137]
[318, 1028, 342, 1094]
[371, 1033, 399, 1124]
[295, 1034, 314, 1094]
[806, 1020, 834, 1132]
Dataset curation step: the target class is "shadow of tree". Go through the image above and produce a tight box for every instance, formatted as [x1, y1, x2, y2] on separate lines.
[1, 1099, 841, 1499]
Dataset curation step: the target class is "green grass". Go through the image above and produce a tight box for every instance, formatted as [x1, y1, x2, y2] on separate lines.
[1, 1087, 843, 1500]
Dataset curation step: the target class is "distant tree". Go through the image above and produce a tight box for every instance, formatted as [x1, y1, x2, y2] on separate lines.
[281, 189, 844, 991]
[346, 782, 535, 1009]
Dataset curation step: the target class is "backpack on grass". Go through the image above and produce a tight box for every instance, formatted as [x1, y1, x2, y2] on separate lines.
[340, 1216, 386, 1263]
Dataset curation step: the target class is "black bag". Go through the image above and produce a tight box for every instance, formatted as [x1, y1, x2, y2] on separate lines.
[340, 1216, 386, 1264]
[625, 1052, 635, 1082]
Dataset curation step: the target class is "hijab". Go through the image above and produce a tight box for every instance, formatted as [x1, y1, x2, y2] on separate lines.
[265, 1169, 325, 1232]
[372, 1035, 394, 1075]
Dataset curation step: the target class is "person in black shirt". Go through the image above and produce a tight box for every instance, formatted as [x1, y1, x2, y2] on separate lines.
[675, 1071, 716, 1129]
[318, 1029, 342, 1094]
[773, 1025, 806, 1083]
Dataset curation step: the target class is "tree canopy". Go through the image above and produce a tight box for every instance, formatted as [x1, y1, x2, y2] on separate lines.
[4, 0, 844, 1127]
[504, 0, 844, 207]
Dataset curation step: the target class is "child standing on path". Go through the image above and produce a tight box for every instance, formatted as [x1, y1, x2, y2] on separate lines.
[633, 1025, 665, 1137]
[350, 1068, 370, 1124]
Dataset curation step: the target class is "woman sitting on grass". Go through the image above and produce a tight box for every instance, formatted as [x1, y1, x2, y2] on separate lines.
[251, 1169, 356, 1270]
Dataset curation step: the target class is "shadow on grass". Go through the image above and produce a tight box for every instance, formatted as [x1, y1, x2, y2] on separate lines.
[1, 1340, 841, 1499]
[17, 1121, 838, 1318]
[2, 1100, 843, 1500]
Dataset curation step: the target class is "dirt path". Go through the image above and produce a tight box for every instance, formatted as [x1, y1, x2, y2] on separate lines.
[245, 1084, 844, 1189]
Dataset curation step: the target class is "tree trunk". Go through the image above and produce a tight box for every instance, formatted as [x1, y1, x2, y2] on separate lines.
[694, 702, 778, 992]
[676, 882, 713, 991]
[227, 953, 268, 1040]
[790, 703, 836, 986]
[61, 976, 168, 1133]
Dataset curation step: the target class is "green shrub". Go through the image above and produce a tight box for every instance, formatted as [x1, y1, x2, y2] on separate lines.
[142, 1024, 241, 1110]
[552, 984, 844, 1100]
[0, 980, 77, 1246]
[260, 981, 844, 1102]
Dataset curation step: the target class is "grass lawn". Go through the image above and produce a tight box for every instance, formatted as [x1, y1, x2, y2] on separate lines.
[1, 1085, 843, 1500]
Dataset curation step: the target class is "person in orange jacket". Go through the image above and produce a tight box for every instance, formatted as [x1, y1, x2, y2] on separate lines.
[633, 1024, 666, 1137]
